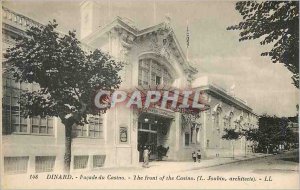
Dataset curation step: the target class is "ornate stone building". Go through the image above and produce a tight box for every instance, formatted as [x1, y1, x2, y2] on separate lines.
[2, 2, 258, 174]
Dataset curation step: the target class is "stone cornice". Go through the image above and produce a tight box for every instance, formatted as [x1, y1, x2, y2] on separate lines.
[82, 17, 197, 76]
[3, 6, 197, 83]
[196, 84, 253, 113]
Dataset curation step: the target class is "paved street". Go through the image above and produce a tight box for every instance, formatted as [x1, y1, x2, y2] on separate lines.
[3, 150, 299, 190]
[72, 150, 299, 175]
[198, 150, 299, 174]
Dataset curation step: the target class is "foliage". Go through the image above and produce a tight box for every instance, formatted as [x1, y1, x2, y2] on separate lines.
[228, 1, 299, 88]
[4, 20, 123, 172]
[222, 128, 242, 141]
[243, 114, 298, 153]
[4, 20, 123, 126]
[222, 128, 242, 159]
[242, 127, 259, 142]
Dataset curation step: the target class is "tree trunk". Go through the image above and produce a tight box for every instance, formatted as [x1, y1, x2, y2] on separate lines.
[64, 124, 73, 173]
[232, 140, 235, 160]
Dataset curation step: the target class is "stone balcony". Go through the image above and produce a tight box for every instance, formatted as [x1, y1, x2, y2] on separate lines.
[2, 7, 43, 29]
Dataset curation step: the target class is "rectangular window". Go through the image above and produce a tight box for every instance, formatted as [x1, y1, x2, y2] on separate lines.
[196, 127, 200, 144]
[4, 156, 29, 174]
[73, 115, 103, 138]
[35, 156, 56, 173]
[2, 78, 54, 135]
[73, 124, 88, 137]
[185, 133, 190, 146]
[155, 76, 161, 85]
[31, 117, 53, 135]
[74, 155, 89, 169]
[88, 117, 103, 138]
[93, 155, 106, 168]
[138, 59, 172, 87]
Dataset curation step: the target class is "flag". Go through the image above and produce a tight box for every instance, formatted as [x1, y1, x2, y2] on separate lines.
[186, 22, 190, 48]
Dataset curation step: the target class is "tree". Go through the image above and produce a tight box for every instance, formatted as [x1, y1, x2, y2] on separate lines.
[222, 128, 242, 159]
[243, 115, 298, 153]
[4, 21, 123, 172]
[242, 127, 259, 153]
[228, 1, 299, 88]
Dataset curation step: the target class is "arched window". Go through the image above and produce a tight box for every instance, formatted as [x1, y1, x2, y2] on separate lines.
[138, 59, 173, 86]
[214, 107, 222, 129]
[228, 112, 234, 129]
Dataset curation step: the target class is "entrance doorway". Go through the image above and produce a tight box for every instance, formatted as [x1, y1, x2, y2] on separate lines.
[137, 113, 171, 162]
[138, 122, 157, 161]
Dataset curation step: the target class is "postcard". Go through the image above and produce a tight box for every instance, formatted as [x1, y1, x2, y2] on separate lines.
[1, 0, 299, 189]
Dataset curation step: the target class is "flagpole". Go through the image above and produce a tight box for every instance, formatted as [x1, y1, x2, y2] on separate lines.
[186, 19, 189, 61]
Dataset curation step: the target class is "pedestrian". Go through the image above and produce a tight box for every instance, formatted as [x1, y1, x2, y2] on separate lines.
[197, 149, 201, 163]
[143, 146, 151, 168]
[192, 151, 197, 162]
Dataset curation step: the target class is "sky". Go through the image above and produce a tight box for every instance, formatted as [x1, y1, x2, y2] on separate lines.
[3, 0, 299, 116]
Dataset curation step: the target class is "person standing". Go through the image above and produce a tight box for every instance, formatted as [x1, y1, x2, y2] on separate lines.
[192, 151, 197, 162]
[143, 146, 151, 168]
[197, 149, 201, 163]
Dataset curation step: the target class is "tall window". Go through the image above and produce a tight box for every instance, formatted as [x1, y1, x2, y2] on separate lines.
[191, 124, 198, 144]
[2, 78, 54, 135]
[73, 115, 103, 138]
[138, 59, 173, 86]
[184, 133, 190, 146]
[196, 126, 200, 144]
[214, 108, 222, 129]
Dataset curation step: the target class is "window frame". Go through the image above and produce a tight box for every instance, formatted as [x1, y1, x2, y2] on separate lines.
[138, 59, 173, 86]
[73, 115, 104, 139]
[35, 156, 56, 173]
[184, 132, 190, 147]
[3, 78, 54, 135]
[73, 155, 89, 169]
[4, 156, 29, 174]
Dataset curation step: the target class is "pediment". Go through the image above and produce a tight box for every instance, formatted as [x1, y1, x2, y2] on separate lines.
[82, 17, 197, 77]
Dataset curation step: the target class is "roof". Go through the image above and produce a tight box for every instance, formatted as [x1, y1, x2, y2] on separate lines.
[191, 76, 258, 116]
[81, 16, 197, 74]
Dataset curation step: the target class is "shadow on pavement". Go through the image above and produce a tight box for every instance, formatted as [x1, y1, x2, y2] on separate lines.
[280, 156, 299, 163]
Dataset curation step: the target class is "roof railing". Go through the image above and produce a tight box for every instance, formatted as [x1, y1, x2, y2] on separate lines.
[2, 6, 43, 29]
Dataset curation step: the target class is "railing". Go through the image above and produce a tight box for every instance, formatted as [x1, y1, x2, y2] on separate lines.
[2, 6, 43, 29]
[3, 6, 96, 53]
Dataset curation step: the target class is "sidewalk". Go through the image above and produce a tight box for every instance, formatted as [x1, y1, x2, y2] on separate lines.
[138, 153, 270, 173]
[86, 153, 271, 174]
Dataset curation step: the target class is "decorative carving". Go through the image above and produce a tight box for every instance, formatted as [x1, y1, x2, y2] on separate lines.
[115, 27, 136, 63]
[147, 27, 174, 60]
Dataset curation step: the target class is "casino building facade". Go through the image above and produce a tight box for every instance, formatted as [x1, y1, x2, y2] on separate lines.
[2, 2, 258, 174]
